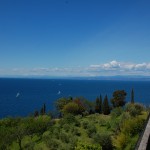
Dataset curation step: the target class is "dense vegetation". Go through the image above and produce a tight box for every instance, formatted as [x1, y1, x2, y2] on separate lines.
[0, 89, 149, 150]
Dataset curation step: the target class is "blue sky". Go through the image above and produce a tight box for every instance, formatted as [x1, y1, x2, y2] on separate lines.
[0, 0, 150, 77]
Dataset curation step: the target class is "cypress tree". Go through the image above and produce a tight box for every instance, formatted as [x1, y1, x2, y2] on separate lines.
[43, 103, 46, 114]
[95, 97, 100, 113]
[99, 94, 102, 113]
[34, 110, 39, 117]
[40, 107, 44, 115]
[131, 88, 134, 104]
[102, 95, 110, 115]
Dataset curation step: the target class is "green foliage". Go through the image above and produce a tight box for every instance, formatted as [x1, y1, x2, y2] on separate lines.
[86, 123, 97, 138]
[112, 132, 130, 150]
[111, 107, 123, 118]
[75, 142, 102, 150]
[74, 98, 86, 114]
[71, 127, 81, 136]
[99, 94, 103, 113]
[55, 97, 73, 112]
[82, 120, 89, 129]
[111, 90, 127, 107]
[60, 113, 78, 125]
[93, 132, 113, 150]
[95, 97, 100, 113]
[0, 95, 148, 150]
[0, 126, 15, 150]
[112, 115, 146, 150]
[44, 137, 62, 150]
[121, 117, 145, 136]
[34, 110, 39, 117]
[125, 103, 144, 117]
[131, 88, 134, 104]
[81, 97, 95, 113]
[95, 95, 102, 114]
[59, 131, 70, 143]
[102, 95, 110, 115]
[63, 102, 79, 115]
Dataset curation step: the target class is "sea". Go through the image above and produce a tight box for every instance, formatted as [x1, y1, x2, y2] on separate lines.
[0, 78, 150, 118]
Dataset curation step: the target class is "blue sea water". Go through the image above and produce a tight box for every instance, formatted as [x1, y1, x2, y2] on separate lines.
[0, 78, 150, 118]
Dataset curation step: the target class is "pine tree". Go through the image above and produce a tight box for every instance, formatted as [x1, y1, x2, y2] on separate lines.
[40, 107, 44, 115]
[131, 88, 134, 104]
[95, 97, 100, 113]
[102, 95, 110, 115]
[99, 94, 102, 113]
[43, 103, 46, 114]
[34, 110, 39, 117]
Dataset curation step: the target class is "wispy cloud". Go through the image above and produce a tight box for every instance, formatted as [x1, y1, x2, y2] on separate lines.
[1, 60, 150, 77]
[89, 60, 150, 76]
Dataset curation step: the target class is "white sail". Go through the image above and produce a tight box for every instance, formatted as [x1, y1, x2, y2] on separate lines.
[16, 92, 20, 98]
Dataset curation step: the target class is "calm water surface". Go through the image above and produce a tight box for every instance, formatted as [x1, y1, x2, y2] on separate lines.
[0, 78, 150, 118]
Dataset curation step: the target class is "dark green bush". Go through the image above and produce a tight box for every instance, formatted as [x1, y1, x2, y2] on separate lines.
[111, 107, 123, 118]
[59, 131, 70, 143]
[75, 141, 102, 150]
[62, 123, 70, 132]
[71, 127, 81, 136]
[121, 117, 145, 136]
[82, 120, 89, 129]
[45, 138, 62, 150]
[94, 132, 113, 150]
[125, 103, 144, 117]
[87, 124, 97, 138]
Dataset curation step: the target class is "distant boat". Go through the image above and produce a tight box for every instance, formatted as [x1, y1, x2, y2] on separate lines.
[16, 92, 20, 98]
[57, 91, 61, 95]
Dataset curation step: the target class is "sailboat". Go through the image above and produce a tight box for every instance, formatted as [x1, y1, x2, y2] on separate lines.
[57, 91, 61, 95]
[16, 92, 20, 98]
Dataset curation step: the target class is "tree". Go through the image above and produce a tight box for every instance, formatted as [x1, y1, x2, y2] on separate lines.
[95, 97, 100, 113]
[102, 95, 110, 115]
[63, 102, 79, 115]
[40, 107, 44, 115]
[40, 103, 46, 115]
[0, 126, 14, 150]
[34, 110, 39, 117]
[55, 97, 73, 112]
[99, 94, 102, 113]
[63, 98, 85, 115]
[14, 122, 27, 150]
[95, 95, 102, 113]
[74, 98, 85, 114]
[43, 103, 46, 114]
[111, 90, 127, 107]
[131, 88, 134, 104]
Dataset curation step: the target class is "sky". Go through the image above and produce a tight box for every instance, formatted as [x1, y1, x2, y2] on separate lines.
[0, 0, 150, 77]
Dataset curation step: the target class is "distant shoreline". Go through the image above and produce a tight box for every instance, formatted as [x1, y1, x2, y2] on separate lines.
[0, 75, 150, 81]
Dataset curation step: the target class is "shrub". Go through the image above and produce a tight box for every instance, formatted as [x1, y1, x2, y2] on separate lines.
[98, 118, 107, 126]
[82, 120, 89, 129]
[75, 142, 102, 150]
[59, 131, 70, 143]
[82, 111, 89, 116]
[63, 102, 79, 115]
[71, 127, 81, 136]
[111, 107, 123, 118]
[93, 132, 113, 150]
[121, 117, 145, 136]
[125, 103, 144, 117]
[112, 133, 130, 150]
[87, 124, 97, 138]
[60, 114, 77, 125]
[44, 138, 62, 150]
[62, 123, 70, 132]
